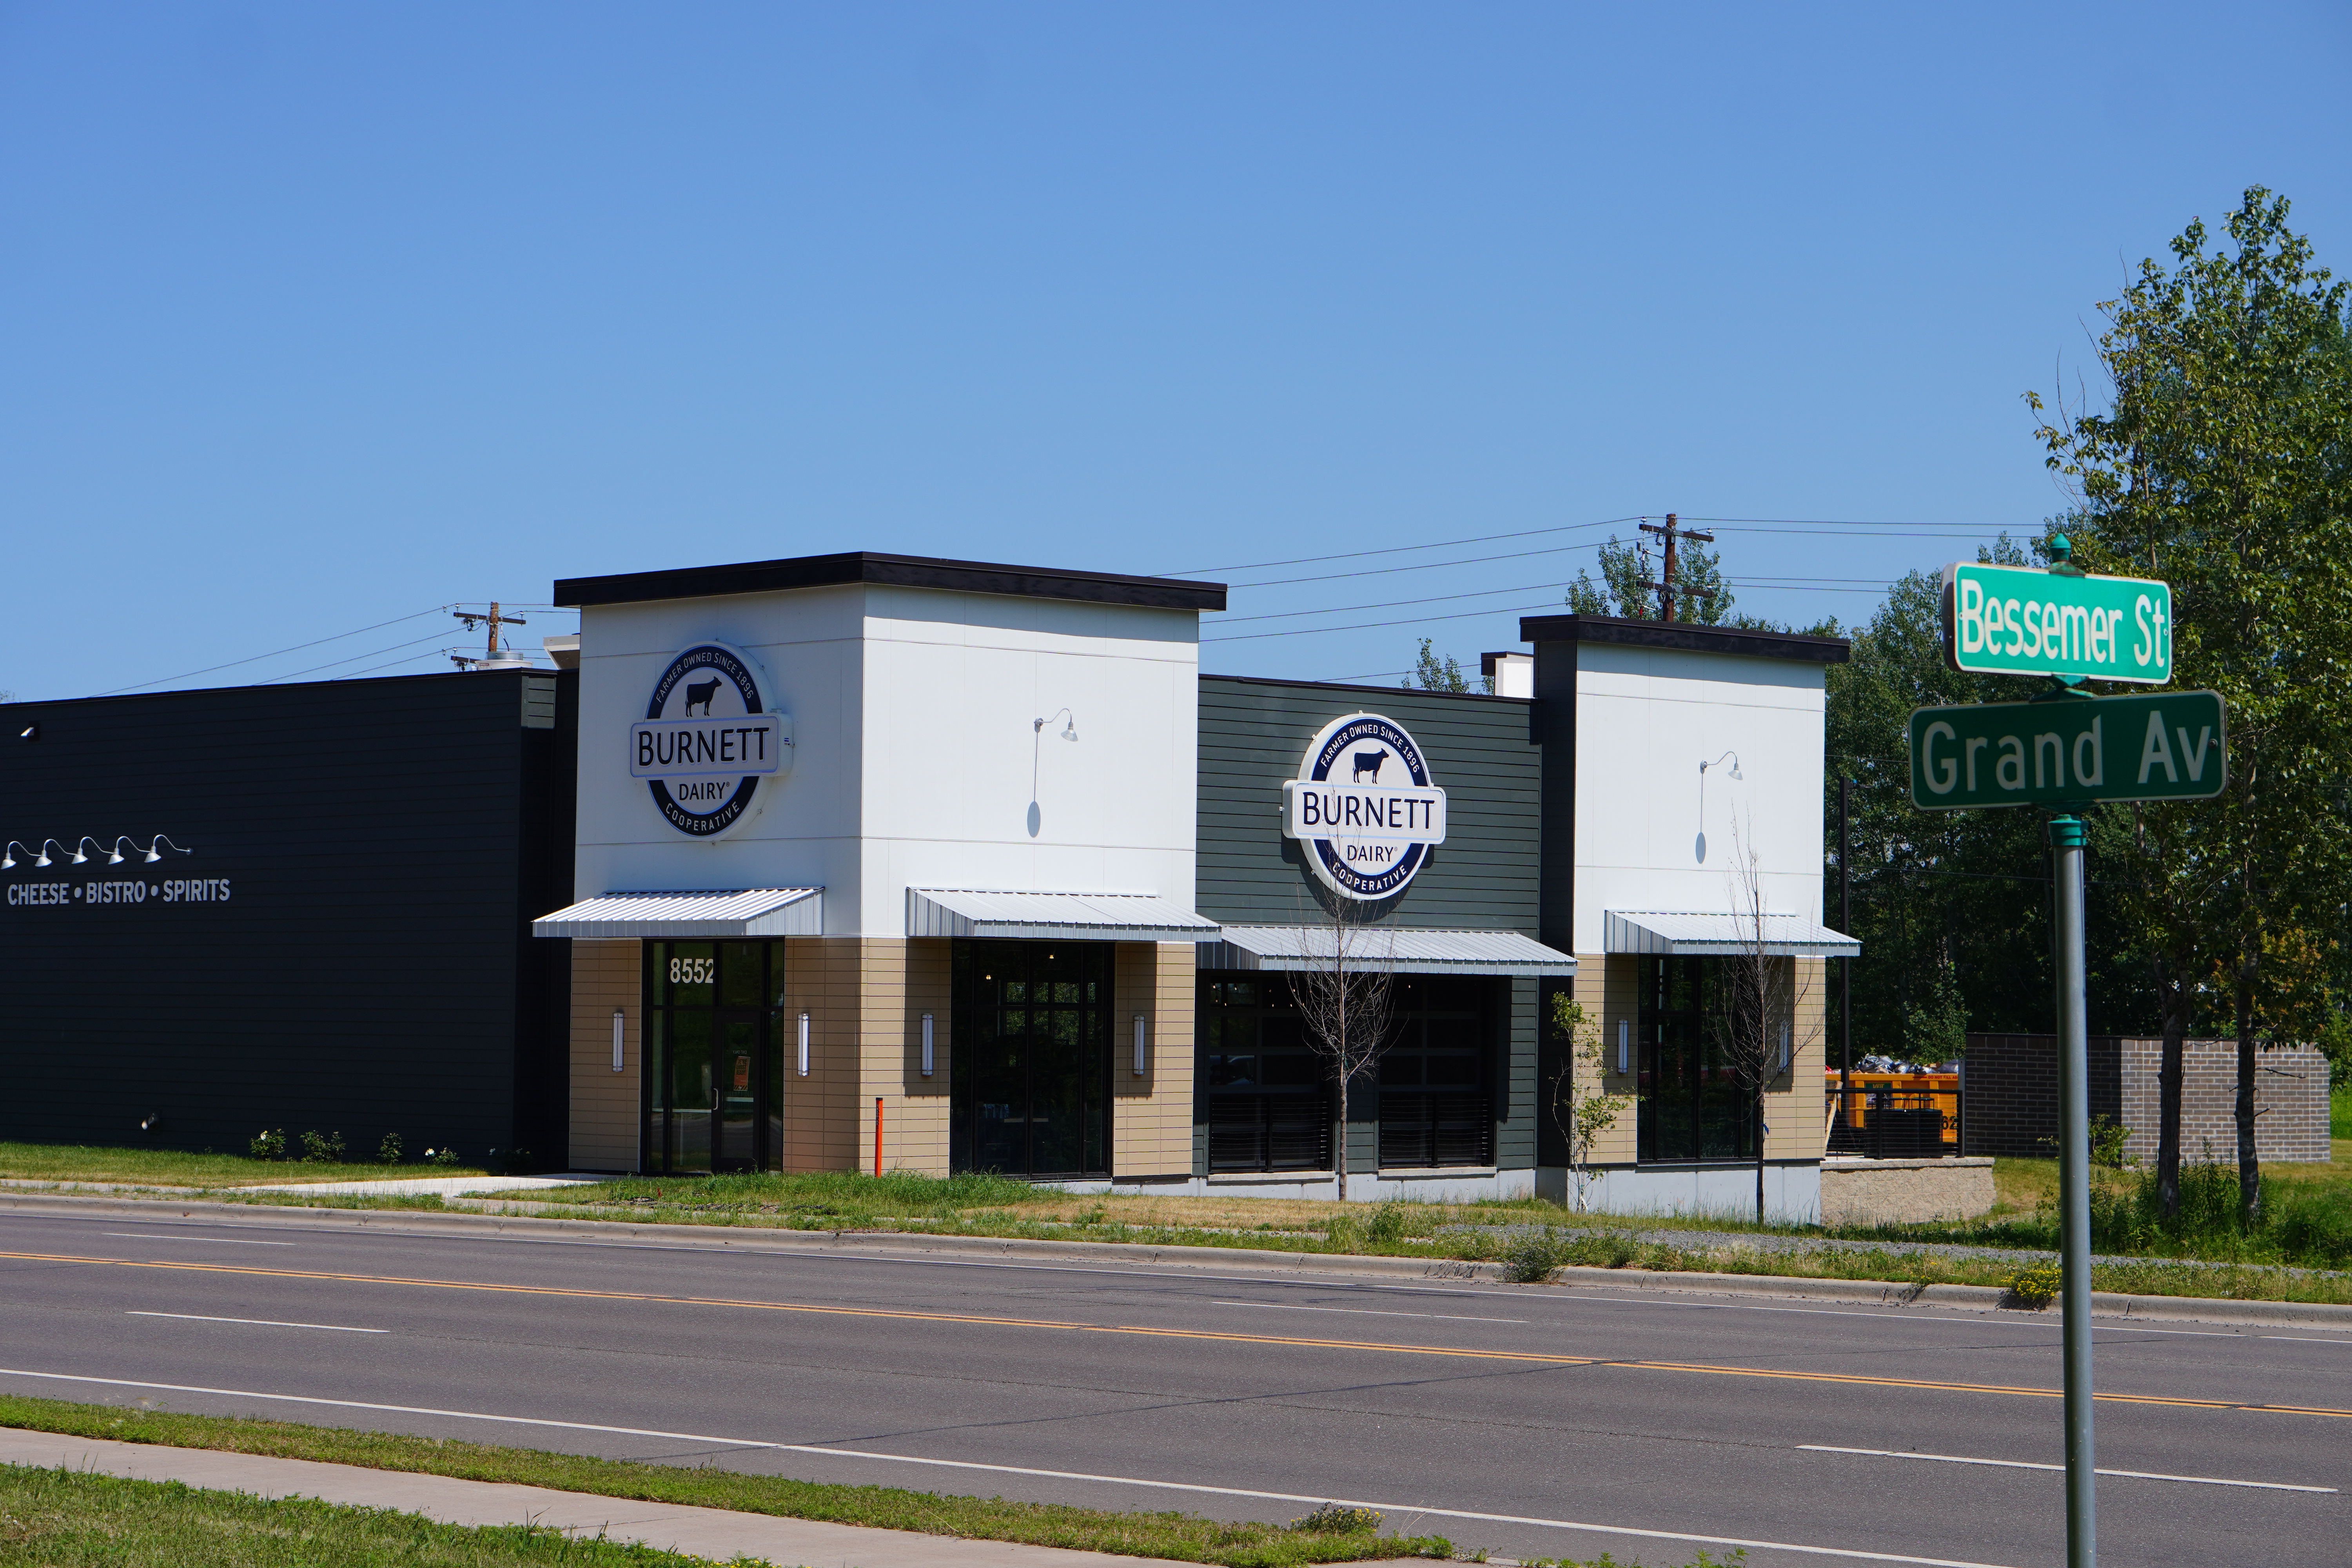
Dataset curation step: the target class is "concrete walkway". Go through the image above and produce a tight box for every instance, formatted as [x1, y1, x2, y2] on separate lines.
[0, 1174, 602, 1199]
[0, 1427, 1194, 1568]
[239, 1173, 604, 1198]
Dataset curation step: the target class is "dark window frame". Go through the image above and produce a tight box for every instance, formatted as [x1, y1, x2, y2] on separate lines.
[949, 939, 1114, 1180]
[641, 940, 786, 1175]
[1634, 955, 1757, 1164]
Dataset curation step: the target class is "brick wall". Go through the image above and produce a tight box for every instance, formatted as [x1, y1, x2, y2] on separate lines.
[1964, 1033, 2331, 1164]
[2115, 1037, 2332, 1165]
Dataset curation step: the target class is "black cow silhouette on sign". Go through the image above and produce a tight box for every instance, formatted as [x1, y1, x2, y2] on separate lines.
[682, 678, 722, 716]
[1351, 748, 1389, 782]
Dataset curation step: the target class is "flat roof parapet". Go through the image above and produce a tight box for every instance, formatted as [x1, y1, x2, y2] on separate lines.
[555, 550, 1227, 613]
[1518, 612, 1848, 664]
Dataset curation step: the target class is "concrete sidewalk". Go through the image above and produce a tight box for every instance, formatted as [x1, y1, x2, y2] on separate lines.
[0, 1427, 1182, 1568]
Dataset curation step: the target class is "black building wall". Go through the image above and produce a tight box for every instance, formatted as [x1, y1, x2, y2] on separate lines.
[1196, 676, 1543, 1176]
[0, 669, 576, 1163]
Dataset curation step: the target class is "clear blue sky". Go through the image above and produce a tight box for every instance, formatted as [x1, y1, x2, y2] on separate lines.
[3, 3, 2345, 699]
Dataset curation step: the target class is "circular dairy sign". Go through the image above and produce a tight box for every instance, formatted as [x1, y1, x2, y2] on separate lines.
[630, 643, 791, 838]
[1282, 712, 1447, 901]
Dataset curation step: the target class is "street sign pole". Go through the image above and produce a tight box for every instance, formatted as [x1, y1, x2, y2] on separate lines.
[2050, 811, 2096, 1568]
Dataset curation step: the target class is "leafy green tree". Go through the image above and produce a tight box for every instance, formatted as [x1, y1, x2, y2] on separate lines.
[1567, 532, 1733, 623]
[2032, 187, 2352, 1222]
[1405, 637, 1472, 693]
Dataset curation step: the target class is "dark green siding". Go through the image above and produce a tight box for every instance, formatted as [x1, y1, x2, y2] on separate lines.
[1197, 677, 1540, 932]
[1196, 676, 1544, 1175]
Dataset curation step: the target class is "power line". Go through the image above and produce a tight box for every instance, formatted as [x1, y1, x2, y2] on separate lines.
[1221, 540, 1608, 590]
[1216, 579, 1576, 625]
[94, 605, 457, 695]
[1162, 518, 1641, 578]
[260, 630, 470, 684]
[1172, 515, 2012, 585]
[1204, 598, 1570, 642]
[332, 649, 478, 680]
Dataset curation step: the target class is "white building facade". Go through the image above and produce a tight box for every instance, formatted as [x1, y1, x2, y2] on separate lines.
[532, 556, 1855, 1219]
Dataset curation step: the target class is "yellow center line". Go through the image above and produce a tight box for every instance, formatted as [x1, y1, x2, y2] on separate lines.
[14, 1249, 2348, 1419]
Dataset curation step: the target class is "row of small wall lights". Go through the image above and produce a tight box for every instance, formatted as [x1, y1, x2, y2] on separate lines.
[4, 836, 191, 869]
[609, 1007, 1151, 1079]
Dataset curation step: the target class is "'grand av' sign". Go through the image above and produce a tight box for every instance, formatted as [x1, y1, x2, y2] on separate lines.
[633, 644, 792, 838]
[1283, 712, 1447, 900]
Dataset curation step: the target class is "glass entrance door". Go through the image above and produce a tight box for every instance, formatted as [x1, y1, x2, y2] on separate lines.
[714, 1013, 761, 1171]
[644, 941, 786, 1174]
[950, 940, 1112, 1178]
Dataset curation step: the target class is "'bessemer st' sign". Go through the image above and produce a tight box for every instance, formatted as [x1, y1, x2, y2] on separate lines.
[1942, 561, 2172, 684]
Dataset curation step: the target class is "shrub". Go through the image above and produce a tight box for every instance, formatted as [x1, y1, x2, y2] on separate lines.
[376, 1133, 403, 1165]
[1289, 1504, 1382, 1534]
[247, 1129, 287, 1162]
[1503, 1227, 1568, 1283]
[1367, 1202, 1411, 1246]
[298, 1130, 346, 1164]
[2007, 1264, 2062, 1308]
[423, 1146, 460, 1167]
[1325, 1215, 1364, 1252]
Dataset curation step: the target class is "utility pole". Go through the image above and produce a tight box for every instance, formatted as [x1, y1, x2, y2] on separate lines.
[452, 603, 529, 663]
[1638, 514, 1714, 622]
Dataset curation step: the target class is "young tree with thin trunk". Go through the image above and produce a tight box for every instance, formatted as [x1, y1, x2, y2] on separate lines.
[1715, 821, 1816, 1223]
[1546, 993, 1632, 1213]
[1290, 889, 1397, 1199]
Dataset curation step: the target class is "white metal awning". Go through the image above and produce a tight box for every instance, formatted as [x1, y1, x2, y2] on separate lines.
[907, 888, 1220, 943]
[532, 887, 824, 940]
[1605, 910, 1860, 958]
[1200, 926, 1577, 977]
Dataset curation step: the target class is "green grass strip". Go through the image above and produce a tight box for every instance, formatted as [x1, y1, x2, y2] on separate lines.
[0, 1395, 1450, 1567]
[0, 1463, 738, 1566]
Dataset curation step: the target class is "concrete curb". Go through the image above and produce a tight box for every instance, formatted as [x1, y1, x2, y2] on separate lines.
[5, 1188, 2348, 1330]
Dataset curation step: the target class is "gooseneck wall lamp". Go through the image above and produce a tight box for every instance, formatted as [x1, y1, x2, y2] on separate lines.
[2, 835, 191, 870]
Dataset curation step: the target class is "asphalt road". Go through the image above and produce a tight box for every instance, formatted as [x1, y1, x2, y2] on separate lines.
[1, 1207, 2345, 1568]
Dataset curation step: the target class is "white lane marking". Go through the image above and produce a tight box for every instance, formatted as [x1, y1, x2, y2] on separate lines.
[1799, 1445, 2335, 1494]
[2262, 1335, 2352, 1346]
[40, 1218, 2344, 1345]
[1214, 1301, 1526, 1324]
[103, 1233, 297, 1247]
[127, 1312, 386, 1334]
[0, 1367, 2016, 1567]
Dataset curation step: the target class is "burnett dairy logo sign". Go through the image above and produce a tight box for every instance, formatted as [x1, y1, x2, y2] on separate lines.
[1283, 712, 1447, 900]
[631, 643, 791, 838]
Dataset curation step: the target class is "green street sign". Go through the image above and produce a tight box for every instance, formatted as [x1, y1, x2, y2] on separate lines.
[1941, 561, 2173, 684]
[1909, 690, 2226, 809]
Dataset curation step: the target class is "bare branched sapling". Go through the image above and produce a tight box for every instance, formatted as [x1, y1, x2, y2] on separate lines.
[1291, 888, 1397, 1198]
[1546, 994, 1632, 1212]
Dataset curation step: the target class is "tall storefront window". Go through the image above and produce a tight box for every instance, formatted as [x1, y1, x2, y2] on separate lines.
[642, 941, 786, 1174]
[1199, 973, 1495, 1173]
[1635, 955, 1755, 1163]
[1379, 975, 1495, 1168]
[1200, 977, 1328, 1172]
[950, 941, 1112, 1178]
